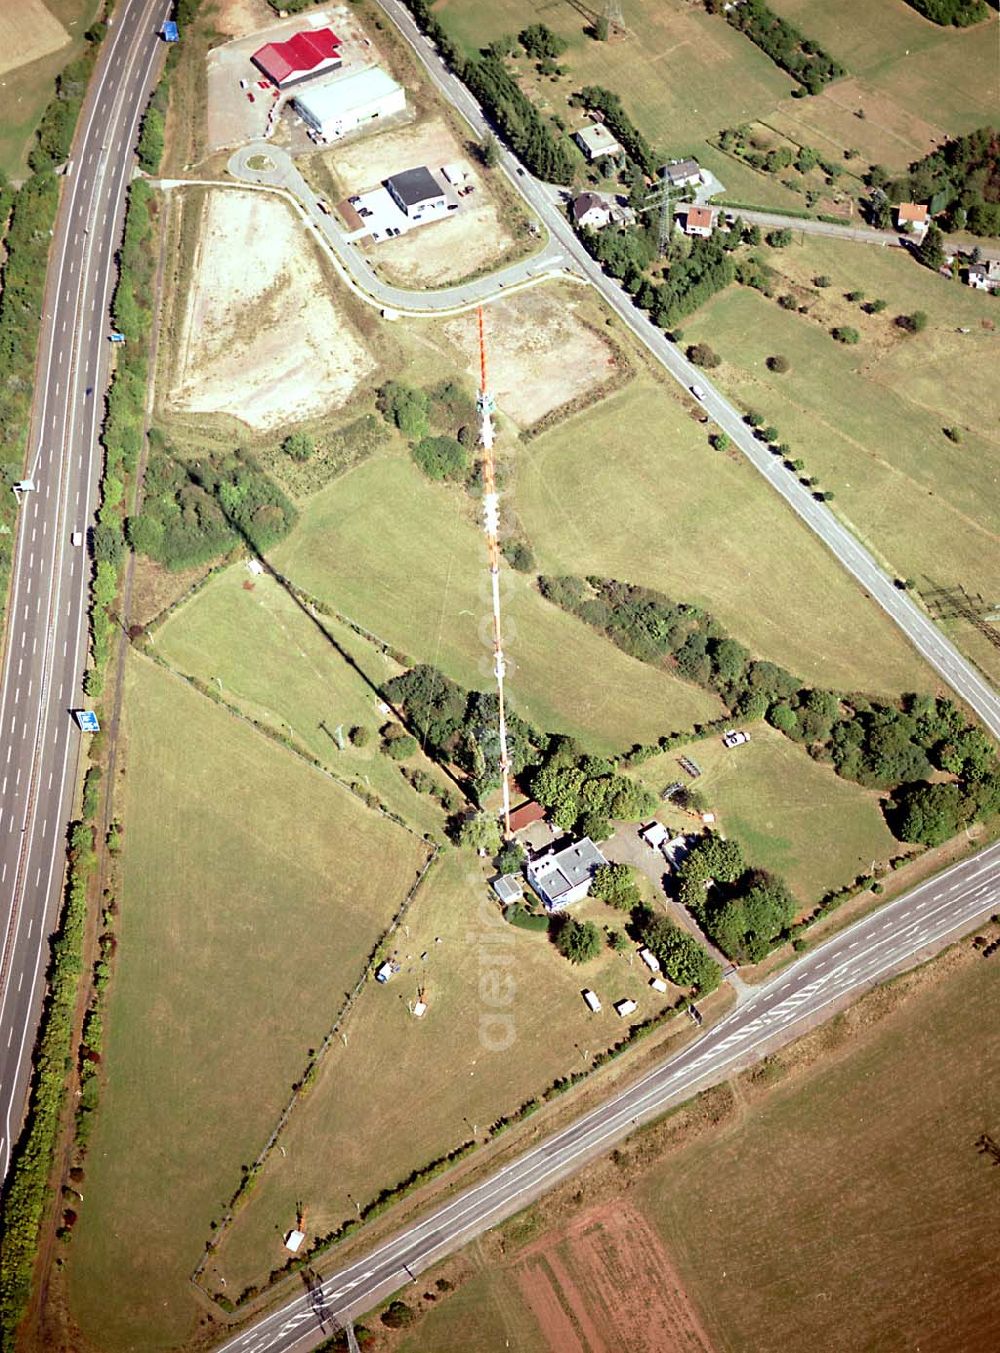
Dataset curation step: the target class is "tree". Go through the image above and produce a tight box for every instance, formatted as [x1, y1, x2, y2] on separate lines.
[381, 1301, 415, 1330]
[555, 917, 602, 964]
[377, 381, 430, 438]
[711, 432, 731, 452]
[496, 842, 525, 875]
[710, 872, 796, 963]
[832, 326, 860, 344]
[766, 228, 793, 248]
[480, 133, 500, 168]
[411, 435, 469, 481]
[519, 23, 567, 59]
[381, 725, 418, 760]
[917, 223, 945, 271]
[896, 310, 928, 334]
[766, 354, 790, 372]
[686, 342, 721, 368]
[864, 297, 887, 314]
[814, 274, 831, 287]
[846, 289, 864, 303]
[891, 781, 970, 847]
[608, 927, 629, 952]
[349, 724, 370, 747]
[591, 862, 641, 910]
[458, 811, 502, 855]
[640, 916, 721, 992]
[281, 430, 314, 462]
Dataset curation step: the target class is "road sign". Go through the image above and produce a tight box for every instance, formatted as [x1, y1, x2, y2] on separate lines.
[74, 710, 100, 733]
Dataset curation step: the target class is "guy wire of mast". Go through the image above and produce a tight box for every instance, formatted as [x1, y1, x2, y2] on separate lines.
[476, 305, 513, 840]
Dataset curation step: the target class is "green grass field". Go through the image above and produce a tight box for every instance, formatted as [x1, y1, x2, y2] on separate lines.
[768, 0, 998, 134]
[268, 452, 722, 754]
[514, 375, 935, 698]
[65, 657, 430, 1352]
[213, 848, 684, 1296]
[633, 724, 898, 902]
[154, 567, 450, 838]
[680, 238, 1000, 682]
[640, 947, 1000, 1350]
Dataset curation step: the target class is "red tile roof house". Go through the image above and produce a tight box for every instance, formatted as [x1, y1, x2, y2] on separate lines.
[896, 202, 930, 241]
[252, 28, 343, 90]
[682, 205, 716, 237]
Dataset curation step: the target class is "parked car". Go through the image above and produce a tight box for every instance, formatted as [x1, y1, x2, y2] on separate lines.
[722, 729, 750, 749]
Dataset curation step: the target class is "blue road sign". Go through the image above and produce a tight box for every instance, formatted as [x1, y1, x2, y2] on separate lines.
[75, 710, 100, 733]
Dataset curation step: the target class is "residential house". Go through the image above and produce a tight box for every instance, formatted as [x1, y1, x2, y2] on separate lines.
[967, 258, 1000, 291]
[572, 191, 635, 230]
[665, 158, 704, 190]
[681, 204, 716, 237]
[526, 837, 607, 912]
[896, 202, 930, 241]
[574, 121, 622, 162]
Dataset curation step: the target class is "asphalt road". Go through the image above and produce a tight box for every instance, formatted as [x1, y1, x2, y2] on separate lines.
[218, 837, 1000, 1353]
[0, 0, 169, 1179]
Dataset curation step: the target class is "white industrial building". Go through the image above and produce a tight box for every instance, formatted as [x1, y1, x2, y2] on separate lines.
[293, 65, 405, 142]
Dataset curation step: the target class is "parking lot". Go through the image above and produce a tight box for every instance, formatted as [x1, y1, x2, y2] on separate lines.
[205, 3, 390, 152]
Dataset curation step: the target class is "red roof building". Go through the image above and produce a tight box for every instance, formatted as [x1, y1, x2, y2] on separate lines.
[508, 801, 547, 833]
[252, 28, 342, 89]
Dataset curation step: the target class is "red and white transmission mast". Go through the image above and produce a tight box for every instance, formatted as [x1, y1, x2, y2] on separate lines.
[476, 306, 512, 839]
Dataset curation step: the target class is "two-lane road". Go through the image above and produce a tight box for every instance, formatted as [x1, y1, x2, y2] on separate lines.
[0, 0, 170, 1179]
[219, 838, 1000, 1353]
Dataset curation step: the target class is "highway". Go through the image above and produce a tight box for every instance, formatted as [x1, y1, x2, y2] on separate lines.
[0, 0, 170, 1178]
[218, 838, 1000, 1353]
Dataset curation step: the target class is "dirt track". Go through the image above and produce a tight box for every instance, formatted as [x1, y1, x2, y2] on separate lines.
[170, 188, 374, 431]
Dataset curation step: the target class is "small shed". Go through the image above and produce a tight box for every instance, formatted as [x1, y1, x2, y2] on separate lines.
[583, 989, 602, 1013]
[412, 1000, 427, 1018]
[650, 977, 668, 993]
[640, 821, 669, 850]
[492, 874, 524, 905]
[638, 947, 661, 973]
[284, 1229, 305, 1254]
[614, 998, 638, 1018]
[375, 961, 395, 984]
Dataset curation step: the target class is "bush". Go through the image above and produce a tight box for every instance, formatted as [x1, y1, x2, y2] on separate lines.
[832, 326, 860, 344]
[348, 724, 370, 747]
[766, 354, 790, 372]
[496, 842, 525, 875]
[381, 1300, 415, 1329]
[895, 311, 928, 334]
[686, 342, 721, 368]
[381, 725, 418, 760]
[554, 917, 602, 964]
[281, 431, 314, 462]
[411, 435, 468, 482]
[501, 539, 536, 572]
[377, 381, 430, 438]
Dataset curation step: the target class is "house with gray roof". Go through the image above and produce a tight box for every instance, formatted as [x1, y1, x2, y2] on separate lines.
[526, 837, 607, 912]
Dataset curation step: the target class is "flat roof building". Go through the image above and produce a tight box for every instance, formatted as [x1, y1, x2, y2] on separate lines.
[293, 65, 405, 142]
[252, 27, 342, 89]
[386, 166, 448, 218]
[526, 837, 607, 912]
[574, 121, 622, 161]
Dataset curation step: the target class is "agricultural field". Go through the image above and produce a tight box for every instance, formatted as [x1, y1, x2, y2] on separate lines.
[268, 451, 723, 754]
[642, 943, 1000, 1351]
[168, 188, 375, 431]
[209, 848, 684, 1297]
[632, 724, 899, 904]
[680, 236, 1000, 681]
[0, 0, 96, 177]
[399, 939, 1000, 1353]
[153, 566, 451, 839]
[514, 374, 937, 697]
[64, 657, 430, 1352]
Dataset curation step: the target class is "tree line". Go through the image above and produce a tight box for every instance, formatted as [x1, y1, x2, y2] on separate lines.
[538, 574, 1000, 849]
[711, 0, 845, 94]
[901, 0, 990, 25]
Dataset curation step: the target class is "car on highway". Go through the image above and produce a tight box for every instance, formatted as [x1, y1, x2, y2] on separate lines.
[691, 383, 706, 400]
[71, 531, 84, 547]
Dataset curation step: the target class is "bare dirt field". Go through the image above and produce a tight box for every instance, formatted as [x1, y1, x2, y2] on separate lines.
[211, 0, 274, 40]
[515, 1204, 716, 1353]
[0, 0, 69, 77]
[324, 117, 519, 286]
[443, 291, 620, 428]
[169, 188, 374, 431]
